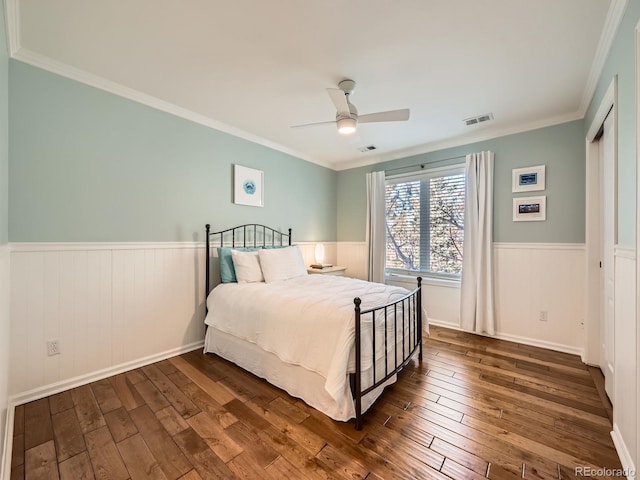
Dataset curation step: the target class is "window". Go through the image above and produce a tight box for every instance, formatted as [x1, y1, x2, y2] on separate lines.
[385, 165, 465, 279]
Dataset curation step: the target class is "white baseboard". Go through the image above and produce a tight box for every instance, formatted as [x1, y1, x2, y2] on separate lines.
[426, 318, 460, 330]
[611, 424, 637, 479]
[493, 331, 583, 357]
[427, 319, 583, 357]
[9, 340, 204, 407]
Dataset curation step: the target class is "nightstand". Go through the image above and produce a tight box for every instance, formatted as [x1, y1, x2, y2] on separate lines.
[307, 266, 346, 276]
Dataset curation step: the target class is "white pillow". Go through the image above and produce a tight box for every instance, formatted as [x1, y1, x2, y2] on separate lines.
[258, 246, 308, 283]
[231, 250, 264, 283]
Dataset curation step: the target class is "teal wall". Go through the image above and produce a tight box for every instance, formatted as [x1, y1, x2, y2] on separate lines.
[338, 120, 586, 243]
[9, 61, 337, 242]
[585, 0, 639, 248]
[0, 3, 7, 245]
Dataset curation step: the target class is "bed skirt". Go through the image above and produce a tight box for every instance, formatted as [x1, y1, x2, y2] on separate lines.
[203, 326, 394, 422]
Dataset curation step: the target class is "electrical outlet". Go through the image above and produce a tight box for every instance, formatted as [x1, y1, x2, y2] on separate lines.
[47, 339, 60, 356]
[539, 310, 548, 322]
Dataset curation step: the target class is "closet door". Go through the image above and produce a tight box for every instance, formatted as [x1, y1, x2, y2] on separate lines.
[599, 111, 615, 401]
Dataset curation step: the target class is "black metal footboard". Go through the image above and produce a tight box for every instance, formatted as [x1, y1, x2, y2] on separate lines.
[350, 277, 422, 430]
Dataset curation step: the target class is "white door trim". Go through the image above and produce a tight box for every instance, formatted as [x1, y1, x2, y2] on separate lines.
[584, 77, 617, 367]
[635, 18, 640, 479]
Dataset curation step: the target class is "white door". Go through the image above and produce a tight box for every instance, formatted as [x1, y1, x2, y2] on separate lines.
[599, 112, 615, 401]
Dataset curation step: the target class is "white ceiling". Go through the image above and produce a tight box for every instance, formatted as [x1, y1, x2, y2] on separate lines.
[9, 0, 617, 170]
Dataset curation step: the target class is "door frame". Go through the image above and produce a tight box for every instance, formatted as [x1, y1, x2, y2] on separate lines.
[584, 76, 617, 366]
[635, 17, 640, 474]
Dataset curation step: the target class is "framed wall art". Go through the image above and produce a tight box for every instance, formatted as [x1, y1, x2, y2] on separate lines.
[513, 196, 546, 222]
[512, 165, 545, 193]
[234, 165, 264, 207]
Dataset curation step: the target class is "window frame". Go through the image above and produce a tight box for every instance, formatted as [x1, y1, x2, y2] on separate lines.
[385, 163, 466, 282]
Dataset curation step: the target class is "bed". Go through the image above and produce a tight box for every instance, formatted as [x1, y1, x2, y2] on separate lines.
[203, 224, 424, 429]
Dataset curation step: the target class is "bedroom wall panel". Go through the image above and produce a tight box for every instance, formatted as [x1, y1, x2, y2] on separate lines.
[297, 242, 337, 268]
[9, 61, 338, 244]
[9, 243, 206, 401]
[386, 274, 461, 329]
[611, 248, 637, 475]
[493, 243, 585, 355]
[339, 241, 586, 355]
[337, 242, 367, 280]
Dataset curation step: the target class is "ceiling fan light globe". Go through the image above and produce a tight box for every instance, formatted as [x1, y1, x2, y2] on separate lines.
[337, 117, 357, 135]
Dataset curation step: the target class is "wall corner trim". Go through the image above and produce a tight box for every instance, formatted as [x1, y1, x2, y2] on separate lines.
[9, 241, 205, 252]
[0, 399, 14, 480]
[8, 46, 330, 170]
[614, 245, 637, 260]
[610, 423, 637, 479]
[579, 0, 628, 115]
[492, 242, 585, 251]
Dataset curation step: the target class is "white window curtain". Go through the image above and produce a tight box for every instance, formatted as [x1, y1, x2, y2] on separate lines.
[460, 151, 495, 334]
[366, 171, 386, 283]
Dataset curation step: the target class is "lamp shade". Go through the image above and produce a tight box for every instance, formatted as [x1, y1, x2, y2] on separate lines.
[314, 243, 325, 264]
[337, 117, 357, 135]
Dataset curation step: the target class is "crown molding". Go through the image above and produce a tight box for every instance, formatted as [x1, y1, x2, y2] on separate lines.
[4, 0, 328, 168]
[578, 0, 628, 116]
[9, 46, 335, 170]
[4, 0, 19, 55]
[5, 0, 623, 173]
[332, 110, 583, 171]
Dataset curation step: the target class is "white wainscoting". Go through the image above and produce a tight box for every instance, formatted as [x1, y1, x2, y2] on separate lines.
[493, 243, 585, 355]
[7, 241, 337, 403]
[386, 274, 461, 329]
[9, 243, 207, 401]
[339, 242, 586, 355]
[297, 242, 337, 268]
[0, 244, 10, 480]
[612, 247, 637, 476]
[337, 242, 368, 280]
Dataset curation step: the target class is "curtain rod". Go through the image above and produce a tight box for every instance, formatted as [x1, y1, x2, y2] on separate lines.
[384, 154, 466, 174]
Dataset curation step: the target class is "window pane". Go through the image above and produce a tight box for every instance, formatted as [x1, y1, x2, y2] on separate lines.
[429, 174, 464, 274]
[385, 169, 465, 277]
[385, 181, 420, 271]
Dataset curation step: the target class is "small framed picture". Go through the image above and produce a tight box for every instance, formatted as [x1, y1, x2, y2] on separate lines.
[513, 196, 546, 222]
[512, 165, 545, 193]
[234, 165, 264, 207]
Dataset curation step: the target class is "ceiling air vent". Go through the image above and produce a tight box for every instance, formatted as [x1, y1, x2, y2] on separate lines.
[358, 145, 377, 152]
[463, 113, 494, 126]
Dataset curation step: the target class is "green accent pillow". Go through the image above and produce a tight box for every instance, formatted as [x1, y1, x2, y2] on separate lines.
[261, 244, 291, 249]
[218, 247, 261, 283]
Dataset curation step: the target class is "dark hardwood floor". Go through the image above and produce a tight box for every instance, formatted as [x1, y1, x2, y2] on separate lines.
[10, 326, 622, 480]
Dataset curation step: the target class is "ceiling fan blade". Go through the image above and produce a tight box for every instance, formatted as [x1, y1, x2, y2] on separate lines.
[290, 120, 336, 129]
[327, 88, 350, 117]
[358, 109, 410, 123]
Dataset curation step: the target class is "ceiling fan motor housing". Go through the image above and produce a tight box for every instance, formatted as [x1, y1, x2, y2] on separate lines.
[290, 77, 408, 133]
[338, 79, 356, 95]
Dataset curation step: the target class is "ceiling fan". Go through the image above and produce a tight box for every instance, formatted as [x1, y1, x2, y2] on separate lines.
[291, 79, 410, 136]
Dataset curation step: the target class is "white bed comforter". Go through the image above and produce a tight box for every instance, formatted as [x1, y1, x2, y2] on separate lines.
[205, 275, 416, 403]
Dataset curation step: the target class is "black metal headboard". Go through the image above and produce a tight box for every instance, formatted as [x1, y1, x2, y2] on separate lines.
[205, 223, 292, 299]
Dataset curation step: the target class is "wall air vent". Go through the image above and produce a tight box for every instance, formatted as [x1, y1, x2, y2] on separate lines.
[358, 145, 377, 152]
[463, 113, 494, 126]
